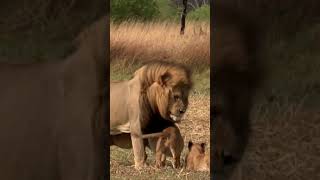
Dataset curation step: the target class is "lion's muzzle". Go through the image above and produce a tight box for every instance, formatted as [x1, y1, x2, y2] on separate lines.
[169, 114, 184, 122]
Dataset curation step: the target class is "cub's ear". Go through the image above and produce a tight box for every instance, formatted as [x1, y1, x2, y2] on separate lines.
[188, 141, 193, 150]
[158, 72, 171, 87]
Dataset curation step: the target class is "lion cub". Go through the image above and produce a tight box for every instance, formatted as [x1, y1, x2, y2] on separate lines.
[155, 126, 184, 168]
[142, 126, 184, 168]
[185, 141, 210, 171]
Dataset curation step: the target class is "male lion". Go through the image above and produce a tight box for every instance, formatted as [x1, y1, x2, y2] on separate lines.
[0, 16, 108, 180]
[185, 141, 210, 171]
[110, 61, 192, 169]
[213, 4, 262, 178]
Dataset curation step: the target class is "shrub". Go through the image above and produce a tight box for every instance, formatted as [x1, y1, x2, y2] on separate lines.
[111, 0, 159, 22]
[188, 5, 210, 21]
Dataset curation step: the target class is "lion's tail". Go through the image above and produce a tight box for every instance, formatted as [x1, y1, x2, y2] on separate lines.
[141, 132, 164, 139]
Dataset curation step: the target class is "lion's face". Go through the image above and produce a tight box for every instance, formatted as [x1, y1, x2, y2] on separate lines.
[167, 85, 190, 122]
[147, 69, 192, 123]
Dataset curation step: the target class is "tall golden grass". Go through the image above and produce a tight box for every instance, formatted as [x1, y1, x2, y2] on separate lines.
[110, 21, 210, 66]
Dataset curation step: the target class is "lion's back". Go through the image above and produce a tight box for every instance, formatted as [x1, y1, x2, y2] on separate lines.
[110, 80, 130, 106]
[110, 80, 131, 133]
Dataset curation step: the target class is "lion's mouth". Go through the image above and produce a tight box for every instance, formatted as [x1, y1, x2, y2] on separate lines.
[169, 114, 182, 122]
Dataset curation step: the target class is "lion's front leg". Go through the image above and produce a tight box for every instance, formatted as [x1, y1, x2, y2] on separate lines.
[130, 116, 147, 169]
[131, 134, 147, 169]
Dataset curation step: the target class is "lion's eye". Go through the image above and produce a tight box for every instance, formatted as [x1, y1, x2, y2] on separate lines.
[174, 95, 180, 100]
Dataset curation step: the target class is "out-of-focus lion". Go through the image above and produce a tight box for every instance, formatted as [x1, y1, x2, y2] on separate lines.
[213, 4, 263, 178]
[0, 16, 108, 180]
[110, 61, 192, 169]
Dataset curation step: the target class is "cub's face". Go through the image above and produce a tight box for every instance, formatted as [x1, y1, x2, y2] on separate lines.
[186, 141, 210, 171]
[188, 141, 206, 154]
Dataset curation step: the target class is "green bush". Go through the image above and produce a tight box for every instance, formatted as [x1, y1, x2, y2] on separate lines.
[111, 0, 159, 22]
[156, 0, 180, 20]
[188, 5, 210, 21]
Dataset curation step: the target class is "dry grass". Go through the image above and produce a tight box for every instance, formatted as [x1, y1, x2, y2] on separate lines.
[110, 21, 210, 67]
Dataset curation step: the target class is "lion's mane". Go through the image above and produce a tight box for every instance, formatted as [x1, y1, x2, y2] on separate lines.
[134, 61, 192, 132]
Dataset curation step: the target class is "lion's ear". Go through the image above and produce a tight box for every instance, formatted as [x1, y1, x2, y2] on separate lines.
[158, 72, 171, 86]
[188, 141, 193, 150]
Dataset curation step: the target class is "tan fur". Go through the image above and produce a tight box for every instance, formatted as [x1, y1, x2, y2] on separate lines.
[0, 16, 107, 180]
[185, 141, 210, 171]
[110, 61, 192, 169]
[154, 126, 184, 168]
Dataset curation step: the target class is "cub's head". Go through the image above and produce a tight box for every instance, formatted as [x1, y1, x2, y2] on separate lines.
[186, 141, 210, 171]
[188, 141, 206, 154]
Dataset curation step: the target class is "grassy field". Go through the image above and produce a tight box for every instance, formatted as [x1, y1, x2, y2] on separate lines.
[110, 21, 209, 66]
[110, 20, 210, 179]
